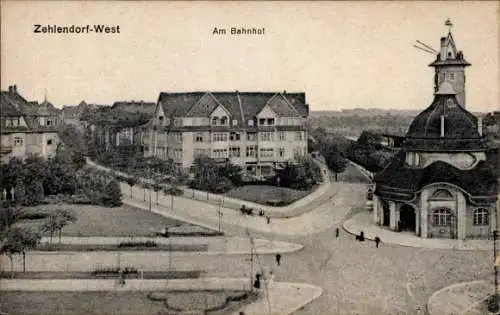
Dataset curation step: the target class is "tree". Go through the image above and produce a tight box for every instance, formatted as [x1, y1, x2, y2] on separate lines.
[0, 226, 41, 276]
[125, 177, 137, 198]
[13, 178, 26, 206]
[42, 208, 77, 245]
[163, 184, 182, 209]
[324, 147, 348, 181]
[153, 183, 162, 205]
[101, 179, 122, 207]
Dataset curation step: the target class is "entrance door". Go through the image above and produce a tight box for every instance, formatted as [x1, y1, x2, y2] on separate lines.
[399, 204, 416, 232]
[382, 201, 390, 226]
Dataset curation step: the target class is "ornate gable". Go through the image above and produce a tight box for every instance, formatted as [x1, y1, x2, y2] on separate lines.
[186, 93, 223, 117]
[264, 93, 300, 117]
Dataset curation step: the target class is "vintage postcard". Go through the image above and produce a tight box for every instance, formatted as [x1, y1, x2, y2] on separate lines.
[0, 1, 499, 315]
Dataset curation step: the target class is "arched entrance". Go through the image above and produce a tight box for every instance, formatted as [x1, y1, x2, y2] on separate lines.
[399, 204, 416, 232]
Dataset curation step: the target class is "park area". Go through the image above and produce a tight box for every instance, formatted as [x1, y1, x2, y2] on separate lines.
[224, 184, 316, 206]
[0, 290, 257, 315]
[10, 204, 217, 237]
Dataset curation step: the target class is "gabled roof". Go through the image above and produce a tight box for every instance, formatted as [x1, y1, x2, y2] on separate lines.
[0, 93, 22, 116]
[158, 91, 308, 126]
[1, 88, 58, 133]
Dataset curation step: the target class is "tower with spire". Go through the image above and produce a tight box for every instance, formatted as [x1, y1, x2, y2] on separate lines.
[429, 19, 471, 108]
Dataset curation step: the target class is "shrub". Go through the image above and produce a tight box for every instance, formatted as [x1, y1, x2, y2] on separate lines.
[16, 211, 49, 220]
[91, 266, 138, 276]
[118, 241, 157, 248]
[100, 179, 122, 207]
[70, 194, 92, 205]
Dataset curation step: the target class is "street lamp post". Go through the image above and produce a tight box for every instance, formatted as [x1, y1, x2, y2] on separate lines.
[148, 163, 152, 212]
[493, 230, 499, 311]
[217, 198, 224, 233]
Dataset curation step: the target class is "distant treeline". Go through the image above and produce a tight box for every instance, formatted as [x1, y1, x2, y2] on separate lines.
[308, 114, 414, 137]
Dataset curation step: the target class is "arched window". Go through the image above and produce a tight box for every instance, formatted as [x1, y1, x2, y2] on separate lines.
[430, 189, 454, 200]
[473, 208, 489, 226]
[433, 208, 452, 226]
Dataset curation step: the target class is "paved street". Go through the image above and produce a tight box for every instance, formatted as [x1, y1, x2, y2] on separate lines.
[118, 180, 493, 315]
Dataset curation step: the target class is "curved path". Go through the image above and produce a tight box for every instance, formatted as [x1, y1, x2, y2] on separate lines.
[427, 281, 491, 315]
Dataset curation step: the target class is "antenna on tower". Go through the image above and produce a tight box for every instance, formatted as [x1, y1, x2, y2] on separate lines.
[44, 89, 47, 103]
[445, 18, 453, 33]
[413, 44, 435, 55]
[413, 39, 438, 55]
[416, 40, 438, 53]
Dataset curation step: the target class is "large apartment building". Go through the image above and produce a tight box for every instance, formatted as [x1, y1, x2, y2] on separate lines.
[147, 91, 309, 178]
[0, 85, 60, 163]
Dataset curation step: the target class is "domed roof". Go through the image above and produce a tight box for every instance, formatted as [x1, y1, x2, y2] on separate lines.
[404, 86, 486, 151]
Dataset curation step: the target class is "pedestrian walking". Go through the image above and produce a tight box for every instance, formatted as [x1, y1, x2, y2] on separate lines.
[335, 227, 340, 238]
[374, 236, 381, 248]
[266, 216, 271, 224]
[276, 253, 281, 266]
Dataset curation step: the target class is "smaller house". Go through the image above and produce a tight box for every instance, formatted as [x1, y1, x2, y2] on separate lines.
[1, 85, 60, 163]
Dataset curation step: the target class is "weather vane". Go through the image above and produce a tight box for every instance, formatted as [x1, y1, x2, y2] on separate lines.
[445, 18, 453, 33]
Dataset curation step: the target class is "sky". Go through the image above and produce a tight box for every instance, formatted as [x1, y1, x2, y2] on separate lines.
[1, 1, 499, 112]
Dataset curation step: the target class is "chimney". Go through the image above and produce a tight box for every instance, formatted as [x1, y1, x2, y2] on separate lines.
[8, 86, 13, 93]
[13, 85, 17, 93]
[478, 116, 483, 136]
[283, 90, 287, 94]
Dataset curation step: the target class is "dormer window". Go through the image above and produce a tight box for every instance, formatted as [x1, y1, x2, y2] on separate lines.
[267, 118, 275, 125]
[159, 116, 164, 122]
[248, 120, 254, 127]
[259, 118, 266, 126]
[212, 117, 219, 126]
[220, 116, 227, 125]
[232, 119, 238, 126]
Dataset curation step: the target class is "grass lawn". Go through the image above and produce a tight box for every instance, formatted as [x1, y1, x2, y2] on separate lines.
[225, 184, 317, 207]
[12, 204, 209, 237]
[35, 243, 208, 252]
[0, 290, 256, 315]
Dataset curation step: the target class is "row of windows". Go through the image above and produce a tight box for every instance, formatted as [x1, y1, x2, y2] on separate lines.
[433, 208, 489, 226]
[192, 147, 303, 159]
[157, 116, 303, 128]
[194, 131, 304, 142]
[13, 137, 53, 146]
[5, 118, 21, 127]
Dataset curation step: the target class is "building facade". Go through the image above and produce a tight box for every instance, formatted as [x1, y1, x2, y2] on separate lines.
[0, 85, 60, 163]
[371, 26, 498, 240]
[147, 91, 309, 178]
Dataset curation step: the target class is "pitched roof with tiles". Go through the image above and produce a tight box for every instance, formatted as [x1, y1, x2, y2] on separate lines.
[1, 87, 58, 133]
[158, 91, 308, 125]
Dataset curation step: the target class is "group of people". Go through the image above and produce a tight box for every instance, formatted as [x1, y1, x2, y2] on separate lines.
[335, 227, 381, 248]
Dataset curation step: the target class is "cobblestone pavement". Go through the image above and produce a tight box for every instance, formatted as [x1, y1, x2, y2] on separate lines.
[6, 171, 492, 315]
[117, 181, 493, 315]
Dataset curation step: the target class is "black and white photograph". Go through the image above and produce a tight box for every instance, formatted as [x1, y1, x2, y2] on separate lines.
[0, 1, 499, 315]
